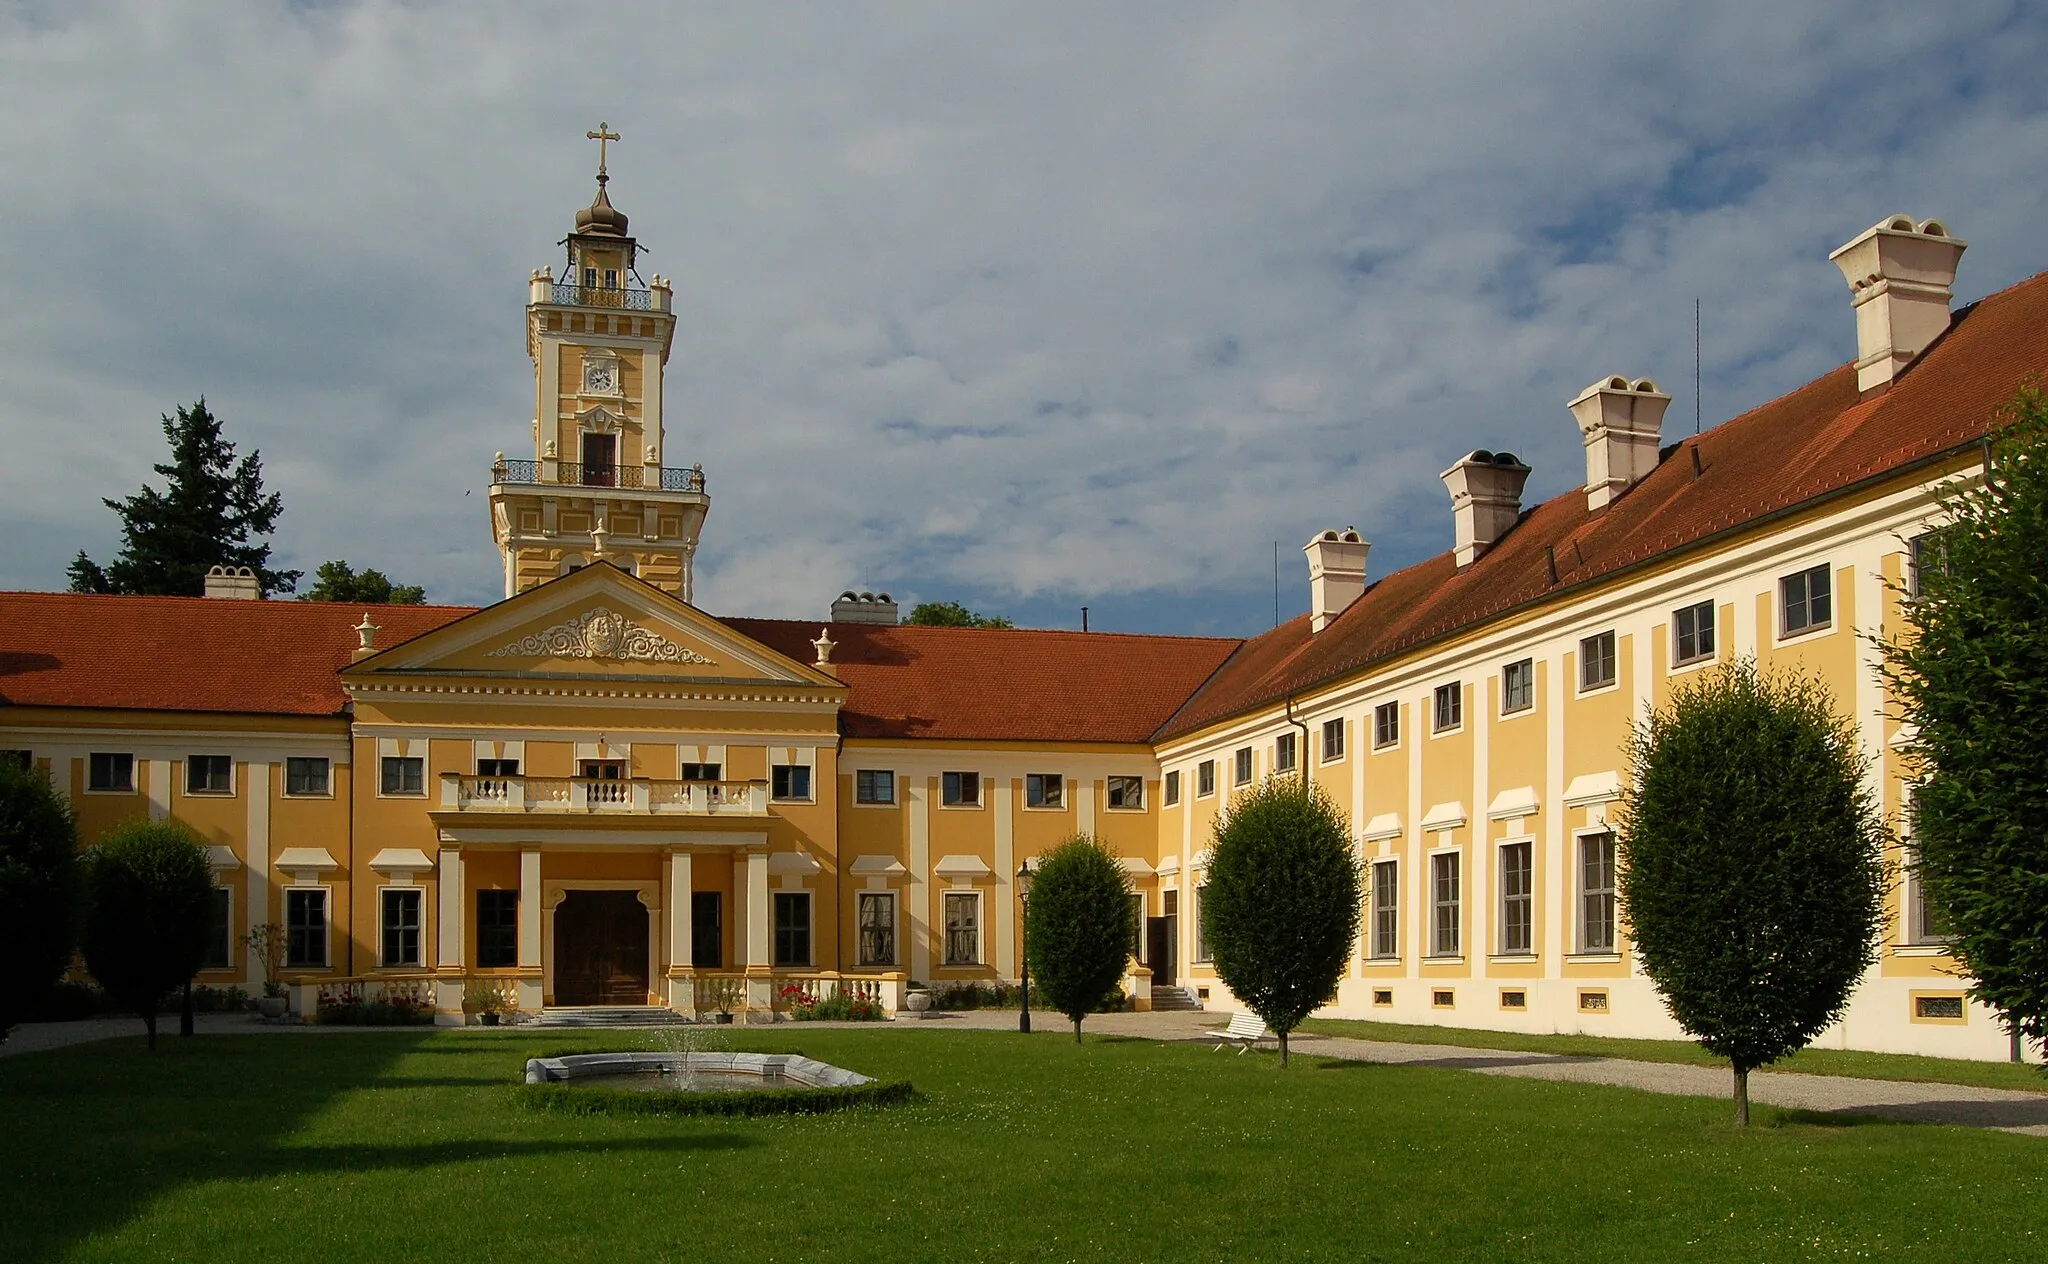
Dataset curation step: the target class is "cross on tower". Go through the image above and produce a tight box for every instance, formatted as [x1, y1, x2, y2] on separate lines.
[586, 122, 620, 182]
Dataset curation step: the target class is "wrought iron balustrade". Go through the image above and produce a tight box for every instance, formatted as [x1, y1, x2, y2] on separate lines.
[492, 459, 706, 494]
[548, 282, 655, 310]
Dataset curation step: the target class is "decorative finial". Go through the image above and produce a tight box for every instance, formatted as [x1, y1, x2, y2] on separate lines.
[590, 521, 609, 558]
[812, 627, 837, 666]
[354, 613, 379, 652]
[586, 121, 620, 187]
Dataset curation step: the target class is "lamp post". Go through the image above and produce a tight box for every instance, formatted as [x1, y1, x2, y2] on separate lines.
[1016, 857, 1035, 1033]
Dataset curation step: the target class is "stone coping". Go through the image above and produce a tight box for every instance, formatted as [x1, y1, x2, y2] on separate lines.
[523, 1050, 873, 1088]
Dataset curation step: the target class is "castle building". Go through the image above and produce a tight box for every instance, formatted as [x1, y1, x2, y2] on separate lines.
[3, 156, 2038, 1059]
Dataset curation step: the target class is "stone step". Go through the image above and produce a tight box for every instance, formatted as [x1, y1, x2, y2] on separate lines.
[1150, 987, 1202, 1012]
[531, 1006, 694, 1028]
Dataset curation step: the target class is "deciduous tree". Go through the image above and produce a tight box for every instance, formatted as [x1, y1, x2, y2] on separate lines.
[1024, 834, 1134, 1043]
[0, 759, 81, 1044]
[299, 560, 426, 605]
[902, 600, 1014, 628]
[80, 820, 216, 1051]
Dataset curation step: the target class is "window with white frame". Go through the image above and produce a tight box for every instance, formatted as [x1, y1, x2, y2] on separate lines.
[1433, 683, 1462, 733]
[1106, 775, 1144, 809]
[855, 769, 895, 805]
[1163, 770, 1181, 806]
[1499, 841, 1533, 955]
[1901, 788, 1952, 945]
[186, 755, 231, 795]
[857, 892, 897, 966]
[1502, 659, 1534, 714]
[942, 771, 981, 807]
[380, 756, 424, 796]
[1193, 885, 1210, 962]
[1430, 852, 1461, 956]
[680, 761, 722, 782]
[1322, 718, 1345, 762]
[772, 892, 812, 967]
[1371, 859, 1399, 958]
[1673, 600, 1716, 665]
[771, 763, 812, 801]
[1196, 760, 1216, 797]
[286, 888, 328, 968]
[942, 891, 980, 965]
[88, 752, 134, 792]
[285, 756, 330, 796]
[381, 888, 422, 967]
[1908, 531, 1951, 601]
[1578, 832, 1617, 953]
[1233, 747, 1253, 785]
[1374, 701, 1399, 748]
[1025, 774, 1064, 809]
[1274, 733, 1298, 773]
[1580, 631, 1617, 691]
[1781, 563, 1832, 635]
[204, 887, 232, 969]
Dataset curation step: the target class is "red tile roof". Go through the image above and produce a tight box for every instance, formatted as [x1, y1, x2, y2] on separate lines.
[1155, 266, 2048, 741]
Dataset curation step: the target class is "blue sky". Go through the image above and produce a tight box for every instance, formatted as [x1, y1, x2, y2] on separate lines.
[4, 2, 2046, 635]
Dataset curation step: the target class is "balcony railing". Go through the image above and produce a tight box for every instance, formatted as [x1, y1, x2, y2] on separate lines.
[493, 458, 706, 494]
[441, 774, 768, 817]
[548, 283, 655, 310]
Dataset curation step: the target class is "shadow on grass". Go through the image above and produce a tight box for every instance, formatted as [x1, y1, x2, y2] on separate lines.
[1311, 1052, 1605, 1072]
[264, 1134, 751, 1175]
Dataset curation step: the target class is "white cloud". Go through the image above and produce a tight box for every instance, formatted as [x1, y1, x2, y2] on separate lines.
[2, 2, 2045, 631]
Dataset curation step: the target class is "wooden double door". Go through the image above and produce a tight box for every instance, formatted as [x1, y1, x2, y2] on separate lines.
[553, 890, 650, 1006]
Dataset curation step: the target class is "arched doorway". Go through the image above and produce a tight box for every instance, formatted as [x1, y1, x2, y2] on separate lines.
[552, 889, 650, 1005]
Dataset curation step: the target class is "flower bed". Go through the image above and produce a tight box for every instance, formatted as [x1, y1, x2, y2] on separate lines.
[316, 981, 435, 1026]
[777, 984, 886, 1021]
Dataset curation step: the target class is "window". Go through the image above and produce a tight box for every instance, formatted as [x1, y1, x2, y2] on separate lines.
[285, 757, 330, 796]
[1374, 702, 1400, 749]
[0, 749, 30, 772]
[1908, 531, 1951, 601]
[1232, 747, 1253, 786]
[1274, 733, 1297, 773]
[1501, 990, 1527, 1010]
[186, 755, 231, 795]
[1196, 760, 1216, 797]
[1580, 631, 1617, 691]
[1578, 990, 1610, 1013]
[855, 769, 895, 805]
[692, 892, 722, 968]
[771, 764, 812, 802]
[1915, 994, 1965, 1021]
[204, 887, 232, 969]
[88, 752, 134, 792]
[1371, 859, 1399, 959]
[857, 892, 896, 966]
[1373, 989, 1394, 1007]
[1430, 852, 1461, 956]
[942, 892, 980, 965]
[1432, 989, 1456, 1009]
[1193, 885, 1210, 962]
[1501, 659, 1534, 714]
[381, 889, 422, 967]
[1433, 683, 1462, 733]
[1163, 770, 1181, 806]
[476, 757, 519, 801]
[1322, 718, 1345, 762]
[1579, 832, 1617, 952]
[380, 756, 424, 796]
[1499, 841, 1533, 955]
[581, 759, 626, 780]
[286, 889, 328, 968]
[477, 890, 519, 969]
[1106, 775, 1144, 809]
[1906, 847, 1954, 945]
[1781, 563, 1832, 634]
[1025, 774, 1064, 809]
[1672, 600, 1716, 665]
[582, 266, 597, 288]
[772, 892, 812, 967]
[679, 762, 722, 782]
[1128, 894, 1144, 959]
[941, 771, 981, 807]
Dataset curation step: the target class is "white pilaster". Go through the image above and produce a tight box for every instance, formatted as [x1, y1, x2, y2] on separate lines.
[245, 762, 272, 988]
[1406, 694, 1423, 983]
[744, 850, 769, 968]
[1473, 680, 1490, 965]
[909, 775, 931, 981]
[437, 846, 465, 969]
[668, 849, 693, 971]
[1543, 656, 1567, 970]
[147, 759, 170, 822]
[518, 848, 542, 968]
[1076, 778, 1095, 835]
[994, 777, 1015, 978]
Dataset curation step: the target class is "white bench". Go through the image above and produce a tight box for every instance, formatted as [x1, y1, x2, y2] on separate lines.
[1210, 1012, 1275, 1054]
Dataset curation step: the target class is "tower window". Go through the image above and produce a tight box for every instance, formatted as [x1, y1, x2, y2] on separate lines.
[603, 268, 619, 289]
[582, 267, 597, 289]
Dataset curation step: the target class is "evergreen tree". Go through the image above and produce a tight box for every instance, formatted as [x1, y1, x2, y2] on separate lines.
[299, 560, 426, 605]
[1205, 778, 1361, 1065]
[1883, 388, 2048, 1066]
[1024, 834, 1134, 1043]
[70, 399, 298, 597]
[902, 600, 1014, 628]
[80, 820, 217, 1052]
[0, 759, 82, 1044]
[1620, 660, 1888, 1124]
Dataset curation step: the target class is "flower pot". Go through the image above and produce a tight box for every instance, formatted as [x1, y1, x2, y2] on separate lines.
[480, 1012, 501, 1027]
[257, 996, 288, 1020]
[715, 1012, 735, 1025]
[904, 991, 932, 1015]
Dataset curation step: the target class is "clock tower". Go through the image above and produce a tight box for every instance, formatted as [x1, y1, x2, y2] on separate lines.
[489, 124, 710, 599]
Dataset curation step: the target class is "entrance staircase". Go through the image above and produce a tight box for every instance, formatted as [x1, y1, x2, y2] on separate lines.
[531, 1006, 693, 1029]
[1150, 986, 1202, 1013]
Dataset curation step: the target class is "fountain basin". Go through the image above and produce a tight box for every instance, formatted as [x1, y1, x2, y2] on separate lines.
[523, 1051, 873, 1092]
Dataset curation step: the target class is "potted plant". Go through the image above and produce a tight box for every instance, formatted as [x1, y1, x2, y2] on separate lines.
[245, 923, 289, 1018]
[464, 979, 507, 1026]
[704, 976, 741, 1024]
[904, 981, 933, 1016]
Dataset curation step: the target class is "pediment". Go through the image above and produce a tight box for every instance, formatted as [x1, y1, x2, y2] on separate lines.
[345, 564, 838, 688]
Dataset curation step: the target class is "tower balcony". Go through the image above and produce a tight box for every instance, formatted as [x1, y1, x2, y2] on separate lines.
[493, 457, 706, 495]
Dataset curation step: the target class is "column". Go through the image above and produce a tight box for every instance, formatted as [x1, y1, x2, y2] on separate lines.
[518, 849, 542, 968]
[666, 849, 694, 1011]
[245, 763, 272, 990]
[744, 850, 770, 968]
[437, 846, 465, 969]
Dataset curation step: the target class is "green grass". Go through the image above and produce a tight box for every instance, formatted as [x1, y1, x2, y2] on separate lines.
[2, 1028, 2044, 1262]
[1294, 1016, 2048, 1093]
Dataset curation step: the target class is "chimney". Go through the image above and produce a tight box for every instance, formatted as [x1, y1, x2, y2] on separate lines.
[830, 590, 899, 625]
[203, 565, 260, 600]
[1569, 377, 1671, 511]
[1829, 215, 1967, 394]
[1303, 528, 1369, 633]
[1440, 450, 1531, 567]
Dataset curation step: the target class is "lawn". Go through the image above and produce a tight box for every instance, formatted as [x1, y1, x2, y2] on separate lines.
[1295, 1016, 2048, 1094]
[2, 1026, 2043, 1262]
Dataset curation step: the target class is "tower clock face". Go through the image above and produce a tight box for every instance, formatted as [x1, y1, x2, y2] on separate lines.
[584, 358, 618, 394]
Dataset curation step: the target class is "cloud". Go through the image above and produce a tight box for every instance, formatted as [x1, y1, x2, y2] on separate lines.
[2, 2, 2045, 634]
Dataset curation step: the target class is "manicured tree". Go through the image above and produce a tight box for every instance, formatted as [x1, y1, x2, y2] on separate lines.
[1884, 388, 2048, 1066]
[1024, 833, 1135, 1043]
[80, 820, 217, 1051]
[1205, 778, 1361, 1066]
[1620, 660, 1888, 1124]
[0, 760, 82, 1045]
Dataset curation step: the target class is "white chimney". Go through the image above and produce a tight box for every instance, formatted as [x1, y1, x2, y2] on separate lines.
[1303, 528, 1369, 633]
[202, 565, 260, 600]
[830, 590, 899, 625]
[1440, 450, 1531, 568]
[1829, 215, 1967, 394]
[1569, 377, 1671, 512]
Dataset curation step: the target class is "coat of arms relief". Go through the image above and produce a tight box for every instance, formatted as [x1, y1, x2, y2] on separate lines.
[484, 607, 715, 664]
